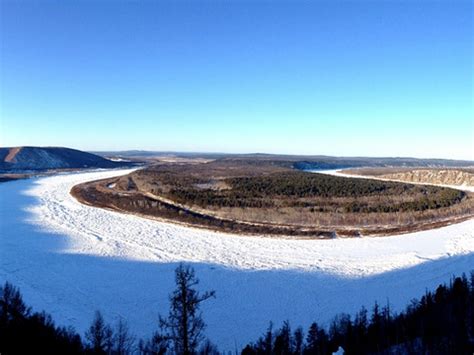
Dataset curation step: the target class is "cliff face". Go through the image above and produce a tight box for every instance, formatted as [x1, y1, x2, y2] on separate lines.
[379, 169, 474, 187]
[0, 146, 130, 171]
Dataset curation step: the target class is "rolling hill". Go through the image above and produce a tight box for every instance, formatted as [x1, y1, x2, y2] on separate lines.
[0, 146, 133, 172]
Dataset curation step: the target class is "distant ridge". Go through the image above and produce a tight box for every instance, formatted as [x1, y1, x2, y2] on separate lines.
[94, 150, 474, 170]
[0, 146, 132, 172]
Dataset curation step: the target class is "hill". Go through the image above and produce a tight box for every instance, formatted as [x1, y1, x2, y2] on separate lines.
[0, 146, 132, 172]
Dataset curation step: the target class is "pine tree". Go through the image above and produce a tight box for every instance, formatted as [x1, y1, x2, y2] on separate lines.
[293, 327, 304, 355]
[0, 281, 30, 324]
[274, 321, 292, 354]
[160, 264, 215, 355]
[86, 311, 113, 354]
[259, 322, 274, 354]
[305, 322, 319, 353]
[304, 322, 328, 355]
[113, 318, 135, 355]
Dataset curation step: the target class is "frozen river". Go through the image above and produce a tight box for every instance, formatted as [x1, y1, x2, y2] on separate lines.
[0, 169, 473, 351]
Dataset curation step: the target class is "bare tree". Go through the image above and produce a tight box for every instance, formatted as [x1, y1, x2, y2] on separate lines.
[159, 264, 215, 355]
[198, 339, 220, 355]
[139, 325, 170, 355]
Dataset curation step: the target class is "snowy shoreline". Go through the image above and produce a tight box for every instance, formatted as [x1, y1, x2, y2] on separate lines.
[1, 169, 473, 351]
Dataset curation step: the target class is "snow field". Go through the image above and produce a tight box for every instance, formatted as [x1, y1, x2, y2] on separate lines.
[0, 169, 473, 351]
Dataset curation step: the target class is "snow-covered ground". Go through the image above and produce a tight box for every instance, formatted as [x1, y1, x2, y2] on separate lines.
[0, 169, 473, 351]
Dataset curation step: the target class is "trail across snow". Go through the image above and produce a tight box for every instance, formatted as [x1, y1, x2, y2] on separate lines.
[0, 169, 473, 351]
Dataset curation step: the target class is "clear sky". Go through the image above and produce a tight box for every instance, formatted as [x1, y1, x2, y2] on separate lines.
[1, 0, 472, 159]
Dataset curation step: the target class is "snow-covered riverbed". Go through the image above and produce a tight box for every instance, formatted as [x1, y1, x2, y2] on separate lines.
[0, 169, 473, 351]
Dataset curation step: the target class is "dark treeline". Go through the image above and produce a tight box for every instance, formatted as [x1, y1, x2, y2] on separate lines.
[1, 267, 473, 355]
[242, 273, 474, 354]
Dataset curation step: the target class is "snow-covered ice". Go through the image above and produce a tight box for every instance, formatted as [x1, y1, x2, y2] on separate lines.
[0, 169, 473, 351]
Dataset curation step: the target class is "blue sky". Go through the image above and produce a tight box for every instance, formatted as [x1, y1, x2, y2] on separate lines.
[1, 1, 472, 159]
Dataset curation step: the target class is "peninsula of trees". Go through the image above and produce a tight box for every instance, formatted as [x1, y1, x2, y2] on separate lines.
[71, 158, 474, 238]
